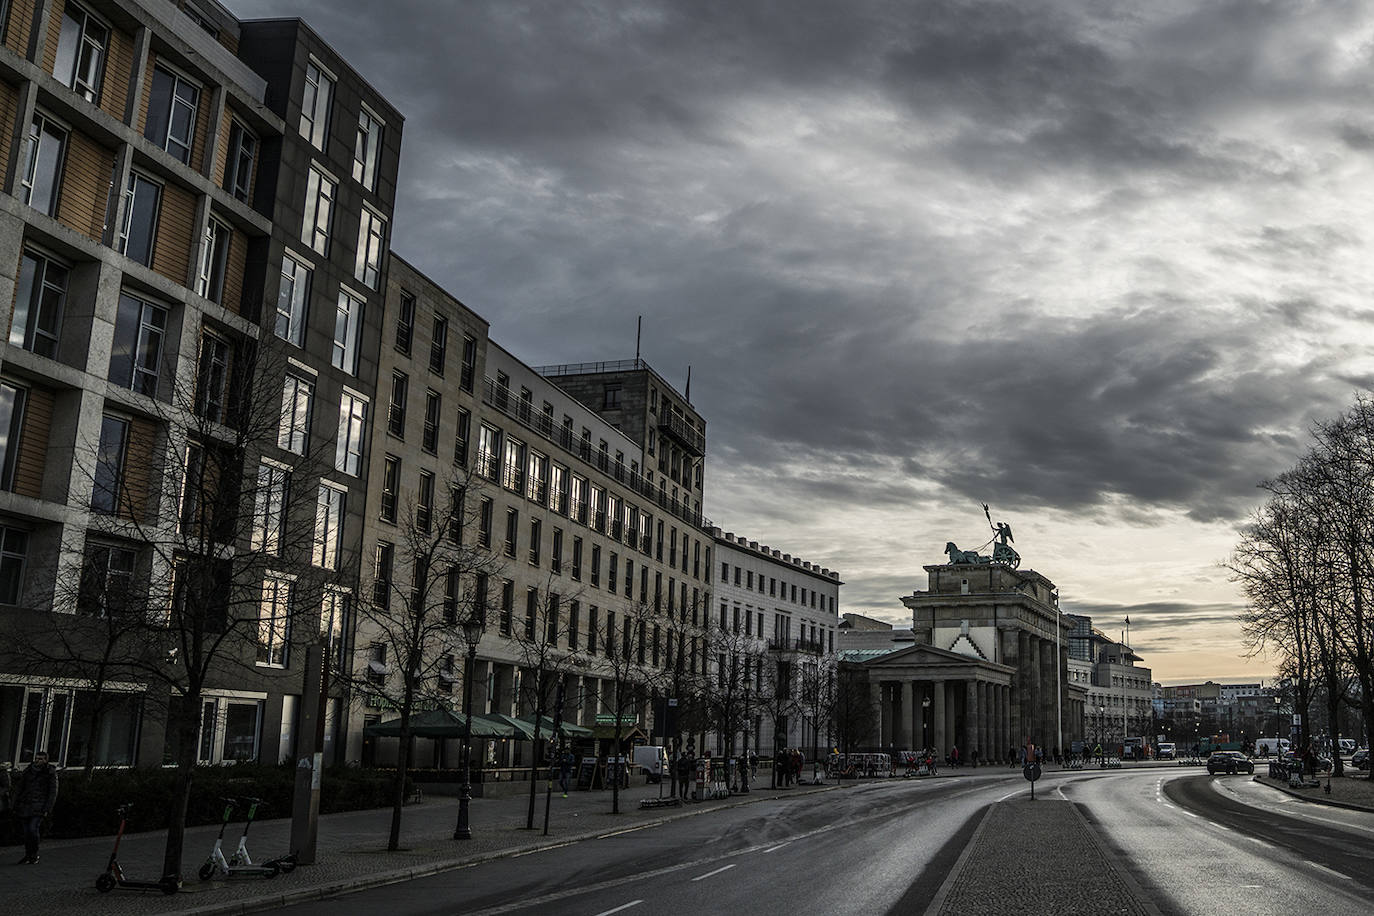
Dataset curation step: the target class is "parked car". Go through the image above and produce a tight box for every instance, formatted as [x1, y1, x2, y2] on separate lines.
[1157, 742, 1176, 760]
[1353, 748, 1369, 771]
[1338, 738, 1355, 755]
[1207, 750, 1255, 775]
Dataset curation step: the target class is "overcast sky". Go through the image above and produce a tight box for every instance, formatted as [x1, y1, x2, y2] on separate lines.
[233, 0, 1374, 684]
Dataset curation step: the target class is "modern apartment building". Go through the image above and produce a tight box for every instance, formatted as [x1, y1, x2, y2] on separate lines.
[0, 0, 843, 778]
[0, 0, 398, 769]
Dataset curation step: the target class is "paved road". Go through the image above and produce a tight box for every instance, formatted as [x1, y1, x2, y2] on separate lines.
[275, 773, 1023, 916]
[1061, 770, 1373, 915]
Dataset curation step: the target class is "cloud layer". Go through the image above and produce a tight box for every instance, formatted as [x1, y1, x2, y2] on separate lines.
[232, 0, 1374, 681]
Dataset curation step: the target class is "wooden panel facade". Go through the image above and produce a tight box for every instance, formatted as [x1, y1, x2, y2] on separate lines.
[222, 225, 246, 316]
[39, 0, 64, 77]
[100, 25, 136, 123]
[120, 414, 158, 522]
[213, 108, 230, 188]
[56, 130, 115, 242]
[11, 383, 54, 500]
[4, 0, 37, 58]
[150, 180, 195, 284]
[190, 85, 211, 173]
[136, 51, 155, 140]
[0, 81, 17, 190]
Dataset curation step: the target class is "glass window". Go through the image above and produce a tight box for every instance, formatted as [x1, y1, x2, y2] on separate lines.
[355, 207, 385, 289]
[353, 107, 383, 190]
[454, 407, 471, 466]
[417, 471, 434, 534]
[251, 462, 288, 554]
[279, 374, 313, 454]
[396, 292, 415, 354]
[313, 485, 345, 569]
[197, 218, 231, 303]
[380, 455, 399, 522]
[54, 4, 109, 103]
[332, 288, 364, 373]
[109, 293, 166, 397]
[460, 335, 477, 392]
[224, 119, 256, 202]
[303, 166, 336, 256]
[78, 543, 137, 617]
[118, 171, 160, 266]
[477, 424, 500, 480]
[257, 577, 291, 666]
[422, 390, 440, 454]
[0, 382, 27, 493]
[11, 250, 68, 358]
[300, 60, 334, 150]
[276, 255, 311, 346]
[501, 436, 525, 492]
[0, 526, 28, 603]
[144, 65, 200, 164]
[22, 113, 66, 216]
[321, 587, 349, 669]
[336, 392, 368, 476]
[429, 316, 447, 375]
[388, 372, 407, 437]
[194, 331, 230, 423]
[92, 415, 128, 514]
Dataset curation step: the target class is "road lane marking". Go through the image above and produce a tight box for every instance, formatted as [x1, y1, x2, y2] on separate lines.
[1306, 862, 1351, 880]
[763, 842, 791, 853]
[1246, 836, 1265, 845]
[598, 825, 653, 839]
[691, 864, 736, 882]
[593, 902, 643, 916]
[1182, 810, 1199, 818]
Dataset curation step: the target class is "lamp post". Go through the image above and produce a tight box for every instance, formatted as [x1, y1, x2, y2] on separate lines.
[1097, 705, 1105, 763]
[922, 693, 932, 755]
[453, 617, 482, 840]
[1274, 695, 1282, 758]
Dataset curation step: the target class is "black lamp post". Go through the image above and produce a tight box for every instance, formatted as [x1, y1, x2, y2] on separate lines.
[922, 693, 932, 755]
[453, 618, 482, 840]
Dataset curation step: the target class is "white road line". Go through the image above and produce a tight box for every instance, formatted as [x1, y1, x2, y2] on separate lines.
[1182, 810, 1199, 818]
[1246, 836, 1266, 845]
[1306, 862, 1351, 880]
[691, 864, 737, 882]
[762, 842, 791, 853]
[592, 902, 644, 916]
[598, 825, 652, 839]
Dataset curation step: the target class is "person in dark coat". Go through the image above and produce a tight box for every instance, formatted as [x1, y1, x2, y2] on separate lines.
[13, 752, 58, 864]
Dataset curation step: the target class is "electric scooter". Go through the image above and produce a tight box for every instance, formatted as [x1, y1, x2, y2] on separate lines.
[233, 796, 296, 874]
[198, 798, 279, 880]
[95, 804, 180, 895]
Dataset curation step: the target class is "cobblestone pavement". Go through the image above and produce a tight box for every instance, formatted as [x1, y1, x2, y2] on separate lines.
[4, 777, 832, 916]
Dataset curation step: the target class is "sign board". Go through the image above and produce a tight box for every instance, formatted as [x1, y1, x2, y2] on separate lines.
[1292, 714, 1301, 725]
[1023, 762, 1042, 782]
[576, 756, 597, 790]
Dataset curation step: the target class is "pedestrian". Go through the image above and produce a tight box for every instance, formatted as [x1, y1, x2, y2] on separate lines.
[951, 745, 960, 767]
[749, 750, 758, 777]
[558, 749, 574, 797]
[676, 751, 693, 799]
[13, 751, 58, 865]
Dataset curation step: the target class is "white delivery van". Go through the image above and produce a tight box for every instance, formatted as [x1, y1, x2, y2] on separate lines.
[633, 745, 668, 782]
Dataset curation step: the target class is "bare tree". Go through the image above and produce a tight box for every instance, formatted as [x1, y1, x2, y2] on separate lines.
[0, 340, 348, 880]
[701, 625, 760, 763]
[508, 574, 584, 829]
[831, 663, 877, 755]
[796, 656, 837, 783]
[344, 467, 501, 850]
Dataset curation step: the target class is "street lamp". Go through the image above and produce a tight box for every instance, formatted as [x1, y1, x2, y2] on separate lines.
[453, 616, 482, 841]
[922, 693, 932, 754]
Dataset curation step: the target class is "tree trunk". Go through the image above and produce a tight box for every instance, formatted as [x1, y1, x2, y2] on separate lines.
[162, 690, 201, 883]
[389, 719, 413, 852]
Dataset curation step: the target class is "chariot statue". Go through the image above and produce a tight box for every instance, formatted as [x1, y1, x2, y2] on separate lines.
[940, 505, 1022, 568]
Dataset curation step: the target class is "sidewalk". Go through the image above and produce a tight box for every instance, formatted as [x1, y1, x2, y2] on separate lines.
[1252, 768, 1374, 812]
[5, 776, 833, 916]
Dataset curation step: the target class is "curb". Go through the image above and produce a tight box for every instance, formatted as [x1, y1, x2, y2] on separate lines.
[920, 802, 991, 916]
[178, 783, 843, 916]
[1250, 775, 1374, 814]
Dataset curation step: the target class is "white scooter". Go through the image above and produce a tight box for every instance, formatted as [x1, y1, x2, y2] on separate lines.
[198, 798, 281, 880]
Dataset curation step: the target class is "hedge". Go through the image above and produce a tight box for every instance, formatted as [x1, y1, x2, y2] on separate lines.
[4, 762, 408, 841]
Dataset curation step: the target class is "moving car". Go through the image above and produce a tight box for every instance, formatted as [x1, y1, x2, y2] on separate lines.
[1353, 748, 1369, 771]
[1157, 742, 1176, 760]
[1206, 750, 1255, 775]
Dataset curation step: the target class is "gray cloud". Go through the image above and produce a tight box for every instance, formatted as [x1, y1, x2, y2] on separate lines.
[229, 0, 1374, 676]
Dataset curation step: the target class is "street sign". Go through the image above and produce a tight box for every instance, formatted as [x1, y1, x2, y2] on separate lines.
[1023, 762, 1042, 782]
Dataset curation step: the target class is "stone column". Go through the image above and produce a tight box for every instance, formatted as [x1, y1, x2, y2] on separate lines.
[899, 680, 914, 750]
[964, 680, 977, 760]
[1016, 630, 1031, 744]
[1002, 684, 1012, 761]
[870, 680, 884, 750]
[932, 680, 946, 754]
[914, 683, 926, 752]
[978, 681, 990, 762]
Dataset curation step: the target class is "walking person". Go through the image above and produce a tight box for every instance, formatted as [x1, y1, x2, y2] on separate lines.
[13, 751, 58, 864]
[558, 749, 575, 797]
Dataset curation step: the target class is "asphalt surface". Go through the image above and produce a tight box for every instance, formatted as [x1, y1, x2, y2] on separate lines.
[7, 762, 1373, 915]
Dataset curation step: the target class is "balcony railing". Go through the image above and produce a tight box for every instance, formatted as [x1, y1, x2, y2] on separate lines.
[481, 376, 713, 531]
